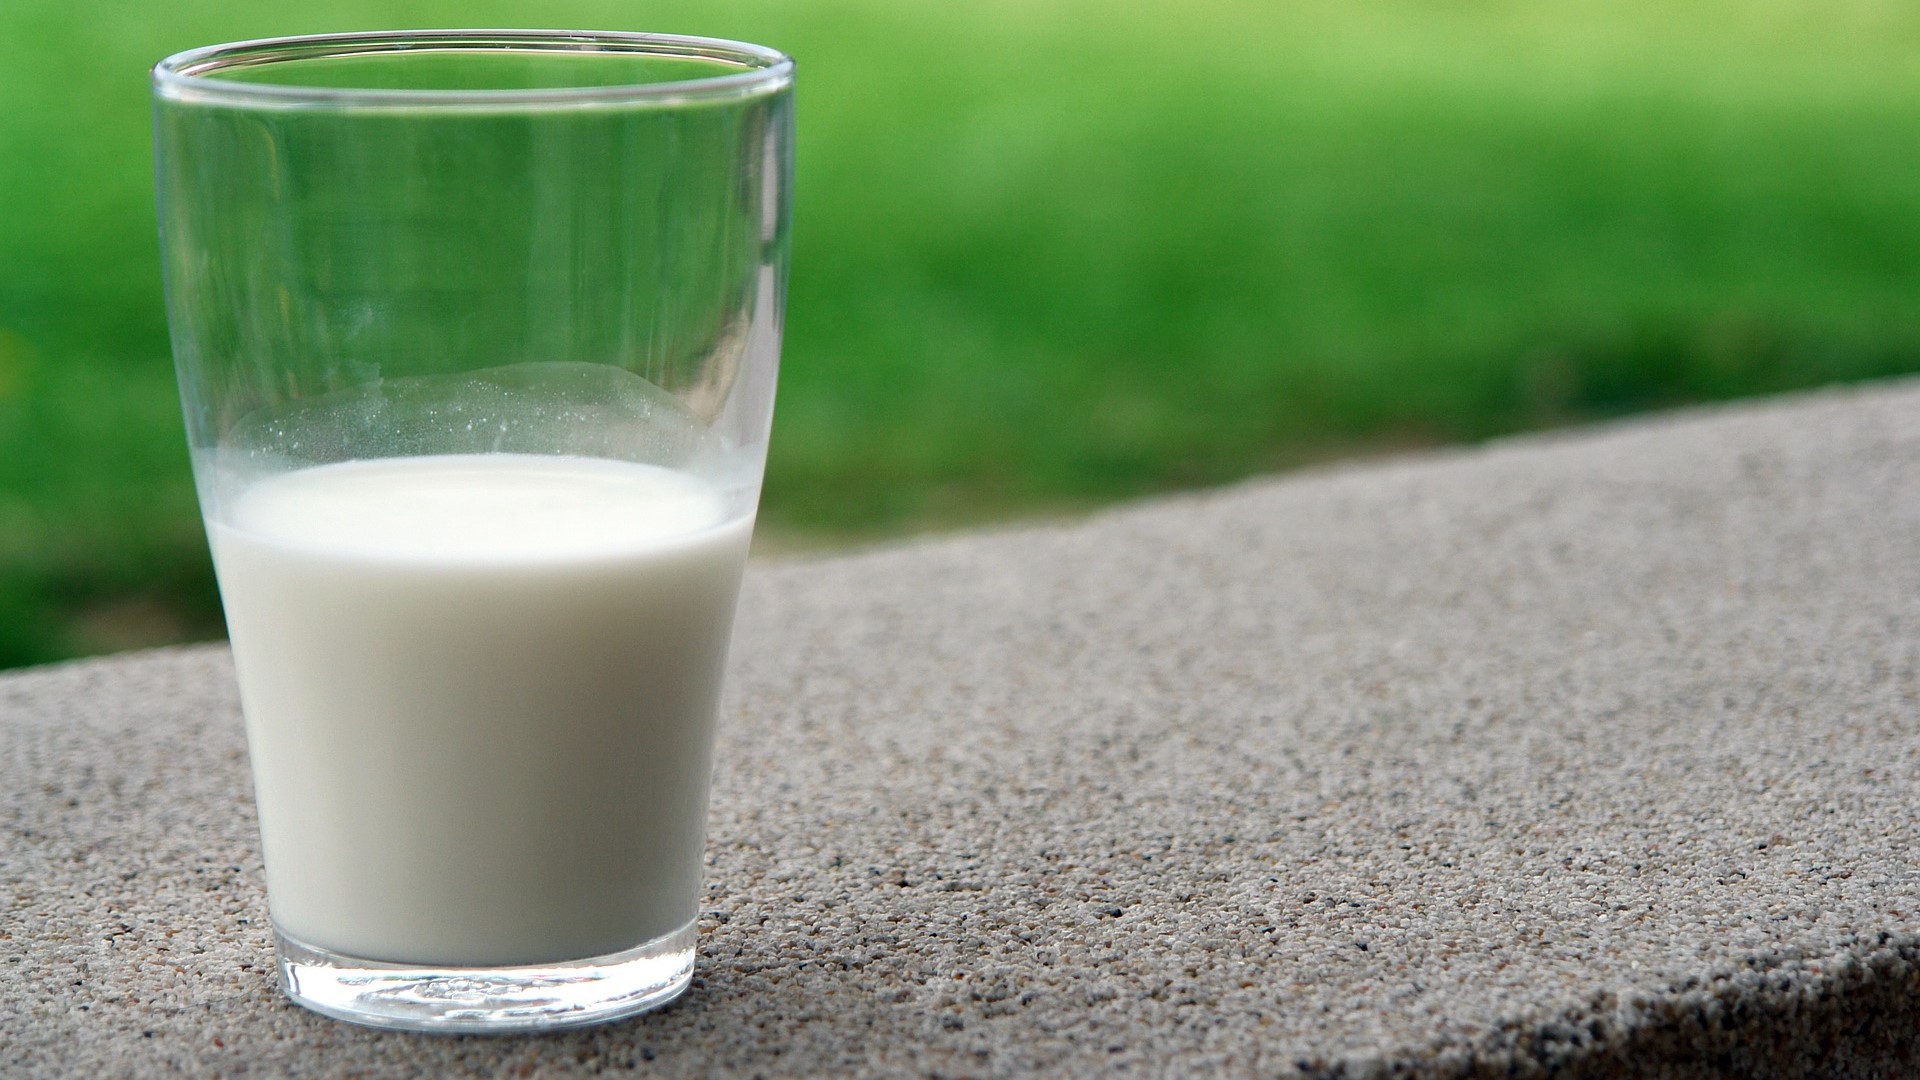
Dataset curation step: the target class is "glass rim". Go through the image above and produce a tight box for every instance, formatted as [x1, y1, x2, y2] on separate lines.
[152, 30, 794, 110]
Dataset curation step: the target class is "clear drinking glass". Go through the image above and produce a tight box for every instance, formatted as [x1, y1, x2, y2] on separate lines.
[151, 31, 793, 1032]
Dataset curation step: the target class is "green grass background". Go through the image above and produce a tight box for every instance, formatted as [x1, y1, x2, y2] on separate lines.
[3, 0, 1919, 667]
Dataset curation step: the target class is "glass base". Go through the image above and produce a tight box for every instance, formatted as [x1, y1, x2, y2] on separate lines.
[274, 922, 696, 1033]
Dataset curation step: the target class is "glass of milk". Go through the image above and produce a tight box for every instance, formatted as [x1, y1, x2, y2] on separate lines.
[151, 31, 792, 1033]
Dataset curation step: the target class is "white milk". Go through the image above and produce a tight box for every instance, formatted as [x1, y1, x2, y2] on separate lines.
[208, 454, 753, 966]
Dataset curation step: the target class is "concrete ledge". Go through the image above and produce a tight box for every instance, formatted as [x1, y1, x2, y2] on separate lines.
[5, 382, 1920, 1077]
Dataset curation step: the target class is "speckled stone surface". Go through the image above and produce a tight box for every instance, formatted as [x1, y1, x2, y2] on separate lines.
[5, 382, 1920, 1078]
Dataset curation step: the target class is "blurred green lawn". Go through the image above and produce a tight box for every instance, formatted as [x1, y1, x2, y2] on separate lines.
[3, 0, 1919, 667]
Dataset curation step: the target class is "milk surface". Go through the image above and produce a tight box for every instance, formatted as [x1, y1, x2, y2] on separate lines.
[209, 454, 753, 966]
